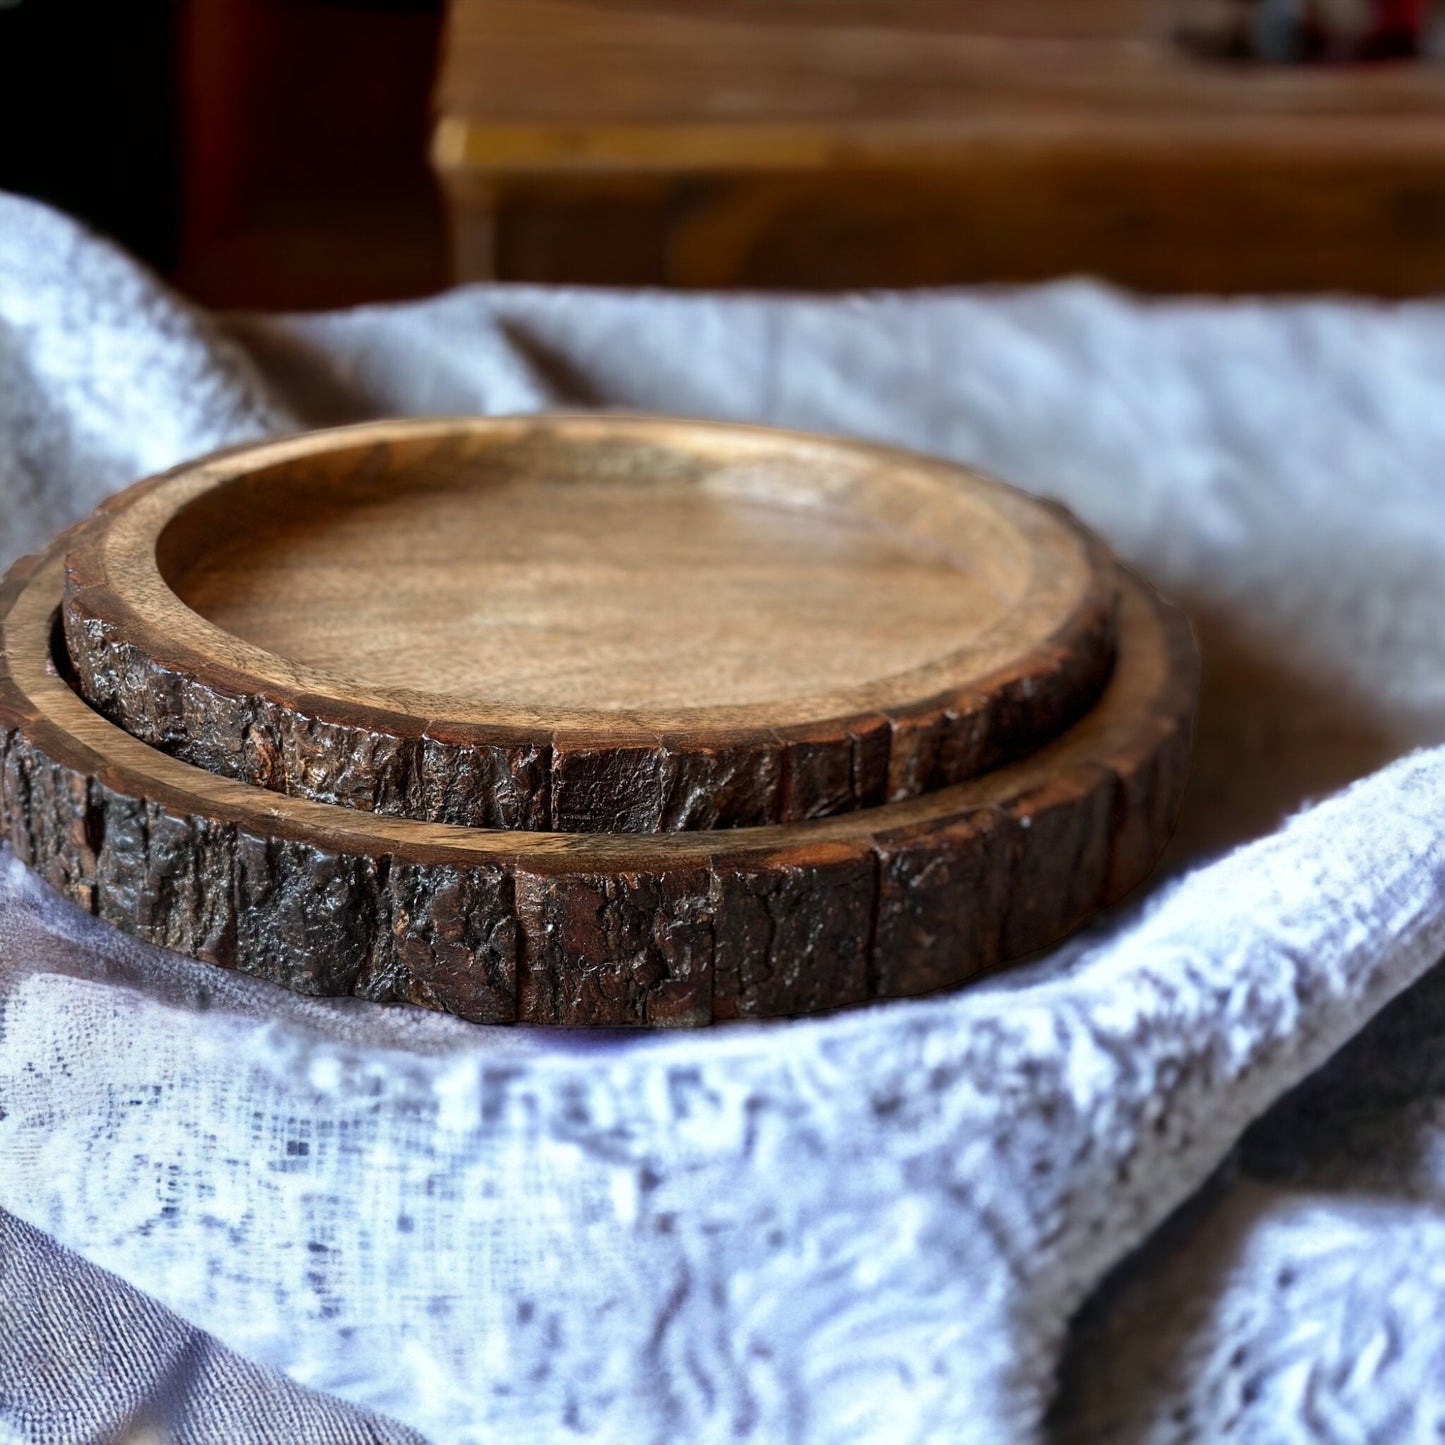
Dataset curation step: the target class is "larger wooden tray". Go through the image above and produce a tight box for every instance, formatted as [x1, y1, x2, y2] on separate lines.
[62, 417, 1119, 833]
[2, 542, 1195, 1027]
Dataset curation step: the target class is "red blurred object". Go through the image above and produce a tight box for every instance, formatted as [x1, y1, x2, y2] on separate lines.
[1178, 0, 1430, 60]
[1304, 0, 1426, 59]
[177, 0, 447, 310]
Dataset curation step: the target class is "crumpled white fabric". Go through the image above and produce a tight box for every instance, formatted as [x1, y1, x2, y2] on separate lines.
[3, 191, 1445, 1444]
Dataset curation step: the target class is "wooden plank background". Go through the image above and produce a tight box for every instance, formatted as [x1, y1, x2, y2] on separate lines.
[432, 0, 1445, 293]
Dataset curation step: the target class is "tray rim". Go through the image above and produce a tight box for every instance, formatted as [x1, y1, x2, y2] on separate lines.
[60, 414, 1121, 831]
[2, 537, 1196, 1025]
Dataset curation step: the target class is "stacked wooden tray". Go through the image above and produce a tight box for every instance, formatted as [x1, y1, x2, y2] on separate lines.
[0, 417, 1197, 1026]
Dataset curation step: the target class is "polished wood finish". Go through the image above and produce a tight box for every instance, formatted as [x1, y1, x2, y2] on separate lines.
[433, 1, 1445, 294]
[2, 544, 1196, 1026]
[62, 417, 1118, 833]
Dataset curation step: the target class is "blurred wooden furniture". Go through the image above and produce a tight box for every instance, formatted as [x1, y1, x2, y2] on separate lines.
[432, 0, 1445, 294]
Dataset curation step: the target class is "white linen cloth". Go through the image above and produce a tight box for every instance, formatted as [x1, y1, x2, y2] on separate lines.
[3, 191, 1445, 1443]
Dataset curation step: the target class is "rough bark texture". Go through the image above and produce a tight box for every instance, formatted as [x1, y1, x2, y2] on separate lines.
[1, 678, 1193, 1028]
[0, 693, 1189, 1025]
[2, 545, 1196, 1028]
[62, 509, 1120, 834]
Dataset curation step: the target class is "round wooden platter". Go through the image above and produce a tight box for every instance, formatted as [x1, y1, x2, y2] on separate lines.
[62, 416, 1120, 833]
[2, 541, 1196, 1027]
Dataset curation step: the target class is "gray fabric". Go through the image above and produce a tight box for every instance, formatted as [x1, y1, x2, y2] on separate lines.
[0, 1209, 422, 1445]
[5, 190, 1445, 1443]
[1054, 957, 1445, 1442]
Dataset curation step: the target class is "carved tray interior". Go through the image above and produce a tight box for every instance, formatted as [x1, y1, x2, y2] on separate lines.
[62, 417, 1118, 833]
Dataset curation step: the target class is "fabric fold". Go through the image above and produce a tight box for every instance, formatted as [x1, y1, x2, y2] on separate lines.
[3, 192, 1445, 1442]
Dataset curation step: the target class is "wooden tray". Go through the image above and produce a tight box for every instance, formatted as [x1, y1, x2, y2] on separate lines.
[1, 542, 1195, 1027]
[62, 417, 1119, 833]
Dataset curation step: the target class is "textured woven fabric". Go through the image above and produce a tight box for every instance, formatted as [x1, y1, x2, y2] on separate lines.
[4, 191, 1445, 1443]
[0, 1208, 422, 1445]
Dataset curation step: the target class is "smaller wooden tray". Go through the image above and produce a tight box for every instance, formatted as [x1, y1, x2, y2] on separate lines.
[2, 542, 1195, 1027]
[63, 417, 1118, 833]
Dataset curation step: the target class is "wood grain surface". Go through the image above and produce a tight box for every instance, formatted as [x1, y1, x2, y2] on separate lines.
[63, 416, 1118, 832]
[3, 541, 1195, 1027]
[433, 3, 1445, 296]
[436, 1, 1445, 131]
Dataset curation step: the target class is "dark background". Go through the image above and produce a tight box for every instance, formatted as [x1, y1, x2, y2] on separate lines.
[0, 0, 183, 271]
[5, 0, 1445, 307]
[0, 0, 448, 309]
